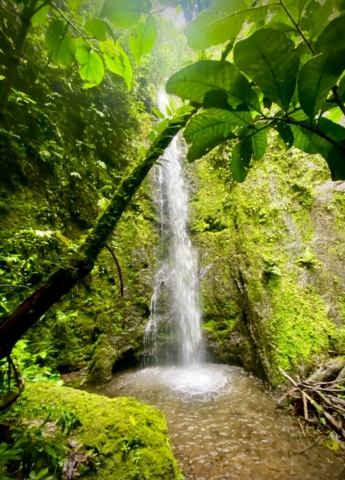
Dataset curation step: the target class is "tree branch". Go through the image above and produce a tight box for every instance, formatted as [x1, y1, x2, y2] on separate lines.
[0, 110, 196, 360]
[279, 0, 345, 116]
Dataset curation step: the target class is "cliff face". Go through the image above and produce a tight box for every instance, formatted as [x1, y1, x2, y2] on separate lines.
[190, 140, 345, 386]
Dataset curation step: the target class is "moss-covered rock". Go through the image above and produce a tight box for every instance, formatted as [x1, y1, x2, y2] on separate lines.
[190, 138, 345, 386]
[24, 382, 181, 480]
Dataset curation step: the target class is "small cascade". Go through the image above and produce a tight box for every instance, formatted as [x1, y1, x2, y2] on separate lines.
[144, 90, 203, 366]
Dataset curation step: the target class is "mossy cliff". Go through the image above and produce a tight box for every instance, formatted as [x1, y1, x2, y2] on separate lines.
[22, 382, 180, 479]
[190, 139, 345, 386]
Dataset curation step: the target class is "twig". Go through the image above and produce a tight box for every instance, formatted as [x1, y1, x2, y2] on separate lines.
[290, 437, 320, 455]
[302, 392, 309, 420]
[277, 387, 298, 404]
[300, 383, 345, 393]
[279, 0, 345, 116]
[297, 417, 307, 438]
[105, 245, 124, 297]
[279, 368, 298, 387]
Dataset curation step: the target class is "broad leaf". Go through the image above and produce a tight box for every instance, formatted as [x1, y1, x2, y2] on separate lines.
[99, 40, 133, 90]
[292, 121, 345, 179]
[184, 0, 268, 50]
[76, 47, 104, 88]
[184, 109, 238, 161]
[84, 19, 107, 41]
[310, 0, 337, 40]
[252, 128, 268, 160]
[231, 137, 252, 183]
[101, 0, 151, 28]
[129, 16, 157, 63]
[234, 28, 299, 111]
[45, 21, 76, 68]
[315, 15, 345, 53]
[298, 49, 345, 119]
[275, 123, 294, 149]
[166, 60, 261, 112]
[31, 0, 50, 28]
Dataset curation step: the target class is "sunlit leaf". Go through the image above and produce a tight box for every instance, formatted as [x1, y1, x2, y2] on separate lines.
[129, 16, 157, 63]
[84, 19, 107, 41]
[99, 39, 133, 90]
[152, 107, 165, 119]
[31, 0, 50, 28]
[184, 0, 268, 50]
[101, 0, 151, 28]
[45, 20, 76, 68]
[166, 60, 261, 112]
[234, 28, 300, 111]
[76, 47, 104, 88]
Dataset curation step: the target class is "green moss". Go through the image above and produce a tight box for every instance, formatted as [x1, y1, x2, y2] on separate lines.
[24, 383, 181, 480]
[265, 282, 336, 385]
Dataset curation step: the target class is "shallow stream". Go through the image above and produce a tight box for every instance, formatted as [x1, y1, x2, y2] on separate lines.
[85, 363, 344, 479]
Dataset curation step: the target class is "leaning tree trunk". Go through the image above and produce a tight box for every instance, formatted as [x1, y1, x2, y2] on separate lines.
[0, 112, 195, 360]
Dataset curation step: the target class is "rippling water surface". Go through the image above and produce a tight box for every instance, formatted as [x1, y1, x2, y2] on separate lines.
[85, 364, 344, 479]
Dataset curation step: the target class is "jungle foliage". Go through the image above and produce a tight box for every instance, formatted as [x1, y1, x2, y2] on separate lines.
[166, 0, 345, 182]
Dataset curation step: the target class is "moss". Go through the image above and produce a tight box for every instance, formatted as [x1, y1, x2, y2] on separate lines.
[265, 282, 336, 385]
[189, 135, 345, 386]
[24, 382, 181, 480]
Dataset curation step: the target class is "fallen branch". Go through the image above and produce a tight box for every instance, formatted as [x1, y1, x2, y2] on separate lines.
[278, 367, 345, 440]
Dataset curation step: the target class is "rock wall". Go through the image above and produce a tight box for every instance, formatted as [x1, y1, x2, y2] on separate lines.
[190, 139, 345, 386]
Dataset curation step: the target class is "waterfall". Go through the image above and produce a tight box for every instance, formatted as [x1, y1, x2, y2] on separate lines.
[144, 91, 204, 366]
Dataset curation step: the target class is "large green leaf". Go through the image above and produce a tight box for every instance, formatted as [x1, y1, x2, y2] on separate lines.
[310, 0, 336, 40]
[315, 15, 345, 53]
[129, 16, 157, 63]
[45, 20, 76, 68]
[76, 47, 104, 88]
[231, 137, 252, 182]
[101, 0, 151, 28]
[99, 40, 133, 90]
[184, 0, 268, 50]
[298, 49, 345, 119]
[291, 121, 345, 179]
[184, 109, 238, 161]
[234, 28, 300, 111]
[31, 0, 50, 28]
[84, 19, 107, 41]
[251, 128, 268, 160]
[166, 60, 261, 112]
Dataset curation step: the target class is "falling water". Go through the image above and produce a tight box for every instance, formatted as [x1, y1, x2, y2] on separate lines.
[144, 91, 203, 366]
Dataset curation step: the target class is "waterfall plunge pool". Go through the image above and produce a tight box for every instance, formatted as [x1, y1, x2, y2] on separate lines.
[84, 363, 344, 479]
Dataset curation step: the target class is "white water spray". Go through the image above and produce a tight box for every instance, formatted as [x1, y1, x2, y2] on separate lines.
[144, 91, 203, 366]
